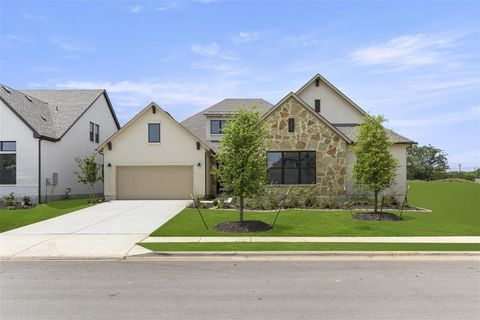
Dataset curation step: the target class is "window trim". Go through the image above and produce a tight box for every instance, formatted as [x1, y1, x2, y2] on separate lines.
[315, 99, 321, 113]
[94, 124, 100, 143]
[148, 123, 161, 143]
[267, 151, 316, 185]
[288, 118, 295, 132]
[89, 122, 94, 142]
[210, 119, 228, 134]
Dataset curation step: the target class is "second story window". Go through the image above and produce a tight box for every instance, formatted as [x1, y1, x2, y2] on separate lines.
[148, 123, 161, 143]
[288, 118, 295, 132]
[89, 122, 94, 141]
[95, 124, 100, 143]
[315, 99, 321, 113]
[210, 120, 228, 134]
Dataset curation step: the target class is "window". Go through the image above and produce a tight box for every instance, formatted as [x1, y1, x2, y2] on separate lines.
[288, 118, 295, 132]
[0, 141, 16, 184]
[210, 120, 228, 134]
[267, 151, 316, 185]
[94, 124, 100, 143]
[315, 99, 321, 113]
[148, 123, 161, 143]
[89, 122, 94, 141]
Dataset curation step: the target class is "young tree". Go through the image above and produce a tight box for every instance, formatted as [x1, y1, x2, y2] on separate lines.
[74, 154, 103, 203]
[407, 144, 449, 180]
[353, 115, 398, 214]
[214, 108, 269, 222]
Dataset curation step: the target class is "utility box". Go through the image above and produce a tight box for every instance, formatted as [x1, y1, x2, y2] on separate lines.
[52, 172, 58, 186]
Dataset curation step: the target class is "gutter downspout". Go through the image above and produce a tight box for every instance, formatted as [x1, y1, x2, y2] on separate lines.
[38, 138, 42, 204]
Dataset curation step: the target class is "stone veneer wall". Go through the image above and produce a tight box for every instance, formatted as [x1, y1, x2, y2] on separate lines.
[264, 96, 347, 196]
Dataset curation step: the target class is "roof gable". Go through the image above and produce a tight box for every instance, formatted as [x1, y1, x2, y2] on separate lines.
[261, 92, 353, 143]
[296, 73, 369, 118]
[98, 102, 211, 152]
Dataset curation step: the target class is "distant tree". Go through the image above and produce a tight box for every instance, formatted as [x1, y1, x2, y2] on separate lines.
[74, 154, 103, 203]
[407, 145, 449, 181]
[214, 108, 269, 222]
[353, 115, 398, 214]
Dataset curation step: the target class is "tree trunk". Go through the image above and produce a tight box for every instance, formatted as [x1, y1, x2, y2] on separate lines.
[374, 191, 378, 214]
[239, 195, 244, 222]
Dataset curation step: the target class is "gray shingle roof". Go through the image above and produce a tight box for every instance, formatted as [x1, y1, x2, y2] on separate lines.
[0, 84, 108, 140]
[181, 99, 273, 152]
[334, 124, 415, 144]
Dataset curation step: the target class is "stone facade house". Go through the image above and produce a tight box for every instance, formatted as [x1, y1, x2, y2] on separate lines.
[99, 74, 414, 200]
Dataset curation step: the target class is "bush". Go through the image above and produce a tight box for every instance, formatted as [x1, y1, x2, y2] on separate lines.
[283, 189, 300, 209]
[3, 193, 15, 207]
[383, 195, 400, 207]
[22, 195, 31, 206]
[302, 191, 318, 208]
[212, 199, 219, 207]
[319, 197, 339, 209]
[266, 187, 280, 209]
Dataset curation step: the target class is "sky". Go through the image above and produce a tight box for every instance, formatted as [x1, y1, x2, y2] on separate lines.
[1, 0, 479, 170]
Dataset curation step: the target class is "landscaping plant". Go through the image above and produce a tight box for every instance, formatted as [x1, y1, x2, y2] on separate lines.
[3, 192, 15, 207]
[73, 154, 103, 204]
[352, 115, 398, 215]
[214, 107, 269, 222]
[22, 195, 31, 206]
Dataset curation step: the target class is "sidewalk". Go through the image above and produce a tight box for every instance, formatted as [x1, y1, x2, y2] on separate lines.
[141, 236, 480, 243]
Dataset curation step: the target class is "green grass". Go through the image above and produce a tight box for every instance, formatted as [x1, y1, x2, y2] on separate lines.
[151, 180, 480, 237]
[0, 198, 93, 232]
[140, 242, 480, 252]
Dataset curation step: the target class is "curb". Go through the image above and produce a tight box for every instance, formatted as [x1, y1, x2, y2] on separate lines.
[126, 251, 480, 261]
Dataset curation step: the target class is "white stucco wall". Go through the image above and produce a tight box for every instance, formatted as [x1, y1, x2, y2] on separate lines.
[346, 144, 408, 199]
[40, 94, 118, 201]
[102, 106, 207, 200]
[0, 101, 39, 202]
[297, 80, 365, 124]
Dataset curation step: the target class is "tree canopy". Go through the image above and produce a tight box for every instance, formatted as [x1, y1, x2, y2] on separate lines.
[407, 144, 449, 181]
[214, 107, 269, 221]
[352, 115, 398, 213]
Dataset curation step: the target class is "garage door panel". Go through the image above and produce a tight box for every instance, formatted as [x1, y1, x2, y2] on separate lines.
[117, 166, 193, 200]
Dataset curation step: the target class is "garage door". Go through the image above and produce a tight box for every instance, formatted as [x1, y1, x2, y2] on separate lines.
[116, 166, 193, 200]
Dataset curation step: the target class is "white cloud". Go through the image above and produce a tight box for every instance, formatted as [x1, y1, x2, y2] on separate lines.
[389, 106, 480, 127]
[350, 33, 457, 69]
[233, 31, 262, 43]
[191, 42, 236, 60]
[192, 61, 248, 76]
[2, 34, 32, 44]
[129, 5, 143, 14]
[156, 1, 178, 11]
[282, 33, 319, 47]
[50, 38, 94, 52]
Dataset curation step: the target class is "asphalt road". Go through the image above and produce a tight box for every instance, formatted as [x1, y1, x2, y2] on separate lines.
[0, 260, 479, 320]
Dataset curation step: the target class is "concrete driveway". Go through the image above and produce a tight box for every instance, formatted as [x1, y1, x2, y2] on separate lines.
[0, 200, 189, 259]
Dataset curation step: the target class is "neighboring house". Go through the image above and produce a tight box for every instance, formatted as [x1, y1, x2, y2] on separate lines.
[100, 74, 414, 201]
[0, 84, 120, 203]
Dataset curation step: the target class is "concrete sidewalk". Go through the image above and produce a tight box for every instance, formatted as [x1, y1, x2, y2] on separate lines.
[141, 236, 480, 243]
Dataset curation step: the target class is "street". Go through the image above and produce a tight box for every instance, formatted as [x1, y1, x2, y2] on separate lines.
[1, 260, 479, 320]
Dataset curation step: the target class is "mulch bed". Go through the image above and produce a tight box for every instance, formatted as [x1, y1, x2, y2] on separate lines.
[353, 212, 403, 221]
[0, 202, 34, 210]
[214, 221, 272, 233]
[348, 205, 423, 211]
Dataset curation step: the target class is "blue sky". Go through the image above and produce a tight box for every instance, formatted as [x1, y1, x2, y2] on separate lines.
[1, 0, 479, 170]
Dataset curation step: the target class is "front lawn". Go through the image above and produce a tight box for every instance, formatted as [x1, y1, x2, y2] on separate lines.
[0, 198, 92, 233]
[151, 180, 480, 237]
[140, 242, 480, 252]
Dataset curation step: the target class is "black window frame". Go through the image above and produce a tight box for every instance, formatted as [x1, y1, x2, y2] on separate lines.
[315, 99, 321, 113]
[0, 153, 16, 185]
[210, 120, 228, 134]
[89, 122, 94, 142]
[148, 123, 161, 143]
[288, 118, 295, 132]
[267, 151, 316, 185]
[94, 124, 100, 143]
[0, 141, 16, 151]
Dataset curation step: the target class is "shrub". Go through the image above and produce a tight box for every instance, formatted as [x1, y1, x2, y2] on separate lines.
[283, 189, 300, 209]
[212, 199, 219, 207]
[302, 192, 318, 208]
[383, 195, 400, 207]
[22, 195, 31, 206]
[319, 197, 339, 209]
[3, 192, 15, 207]
[266, 187, 280, 209]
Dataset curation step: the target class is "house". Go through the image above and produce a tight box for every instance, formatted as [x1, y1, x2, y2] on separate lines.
[98, 103, 210, 200]
[99, 74, 414, 200]
[0, 84, 120, 203]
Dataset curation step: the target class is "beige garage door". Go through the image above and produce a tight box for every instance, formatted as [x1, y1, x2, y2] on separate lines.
[116, 166, 193, 200]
